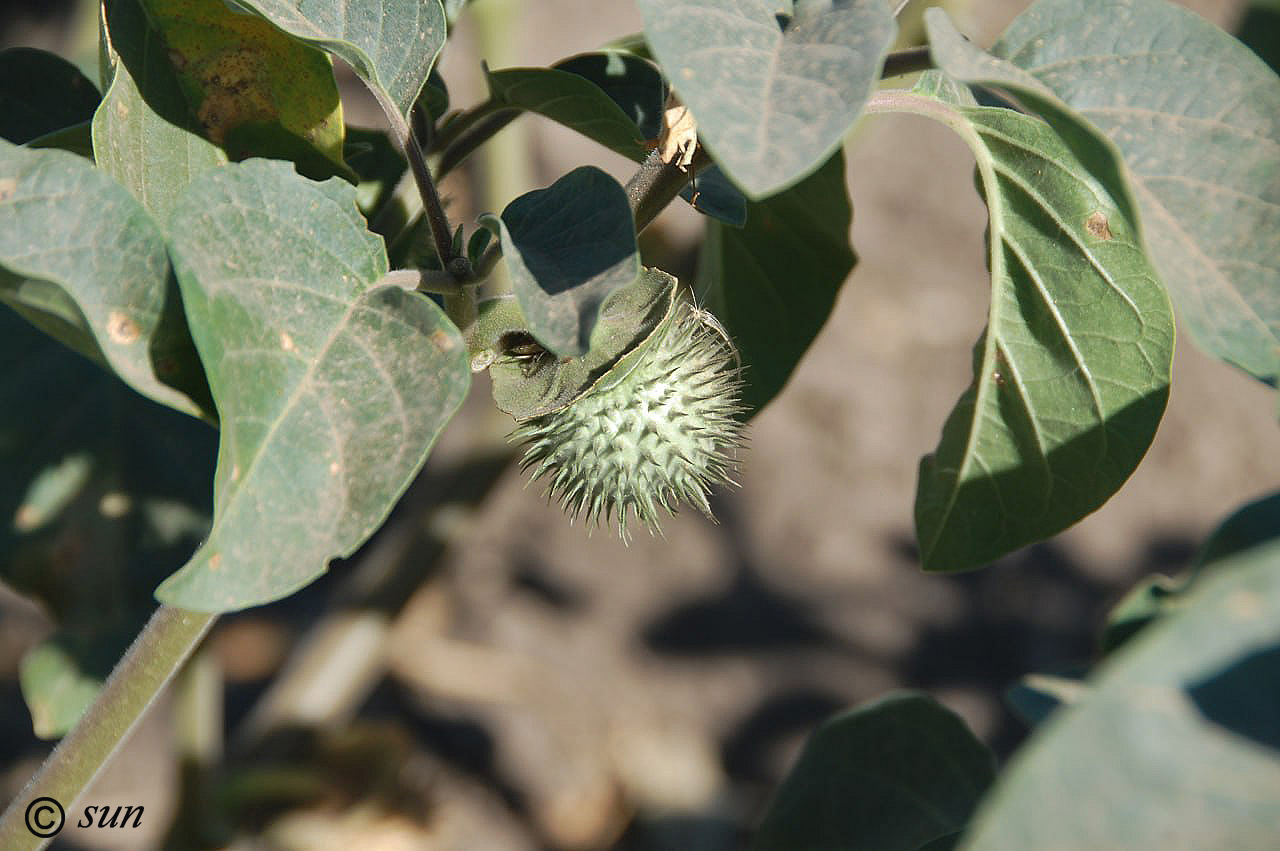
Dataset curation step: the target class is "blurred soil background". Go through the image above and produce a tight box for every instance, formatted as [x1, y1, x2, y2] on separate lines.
[3, 0, 1279, 849]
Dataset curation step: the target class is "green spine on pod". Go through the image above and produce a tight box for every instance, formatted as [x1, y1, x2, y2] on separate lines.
[511, 298, 745, 539]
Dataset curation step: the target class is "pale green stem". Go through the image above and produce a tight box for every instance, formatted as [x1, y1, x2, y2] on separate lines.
[863, 89, 989, 160]
[382, 268, 465, 295]
[468, 0, 529, 299]
[0, 607, 216, 851]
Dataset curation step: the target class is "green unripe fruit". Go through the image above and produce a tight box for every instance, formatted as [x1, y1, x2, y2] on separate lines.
[510, 298, 744, 539]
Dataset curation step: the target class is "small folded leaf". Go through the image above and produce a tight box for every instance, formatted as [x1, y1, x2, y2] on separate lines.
[925, 1, 1280, 384]
[1197, 490, 1280, 566]
[963, 529, 1280, 849]
[1100, 573, 1190, 653]
[417, 69, 449, 122]
[699, 150, 854, 416]
[638, 0, 896, 198]
[228, 0, 447, 120]
[466, 226, 492, 269]
[0, 47, 100, 146]
[0, 139, 212, 418]
[482, 165, 640, 358]
[900, 74, 1173, 572]
[158, 161, 467, 611]
[751, 692, 996, 851]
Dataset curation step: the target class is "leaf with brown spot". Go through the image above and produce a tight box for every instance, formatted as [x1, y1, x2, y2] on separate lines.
[0, 138, 212, 418]
[94, 0, 227, 221]
[903, 73, 1173, 572]
[1086, 211, 1113, 240]
[158, 161, 469, 611]
[926, 0, 1280, 383]
[226, 0, 448, 120]
[140, 0, 345, 167]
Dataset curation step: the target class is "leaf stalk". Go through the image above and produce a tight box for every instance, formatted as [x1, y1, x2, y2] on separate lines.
[0, 607, 216, 851]
[373, 91, 471, 284]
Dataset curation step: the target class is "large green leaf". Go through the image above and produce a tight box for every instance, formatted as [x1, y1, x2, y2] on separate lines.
[139, 0, 346, 166]
[962, 521, 1280, 848]
[637, 0, 895, 198]
[228, 0, 446, 119]
[157, 160, 468, 611]
[0, 308, 214, 737]
[0, 48, 99, 146]
[750, 692, 996, 851]
[925, 1, 1280, 384]
[893, 74, 1173, 573]
[699, 150, 854, 416]
[96, 0, 350, 219]
[95, 0, 227, 221]
[0, 139, 212, 418]
[482, 166, 640, 358]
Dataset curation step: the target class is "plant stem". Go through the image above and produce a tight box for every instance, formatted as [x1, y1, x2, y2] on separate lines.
[864, 88, 973, 137]
[382, 268, 464, 296]
[0, 606, 216, 851]
[881, 45, 934, 78]
[626, 147, 710, 232]
[372, 91, 471, 283]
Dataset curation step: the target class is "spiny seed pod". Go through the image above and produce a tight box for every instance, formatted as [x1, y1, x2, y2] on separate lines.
[510, 299, 745, 540]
